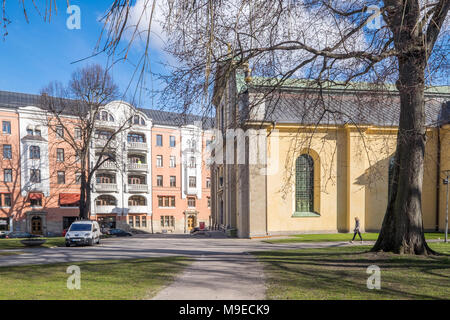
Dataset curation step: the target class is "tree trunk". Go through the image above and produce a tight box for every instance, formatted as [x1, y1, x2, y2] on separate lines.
[79, 173, 89, 220]
[371, 49, 435, 255]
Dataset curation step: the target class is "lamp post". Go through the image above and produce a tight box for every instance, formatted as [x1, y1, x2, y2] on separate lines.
[443, 170, 450, 243]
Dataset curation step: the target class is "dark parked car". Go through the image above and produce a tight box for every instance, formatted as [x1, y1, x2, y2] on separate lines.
[5, 232, 41, 239]
[108, 229, 132, 237]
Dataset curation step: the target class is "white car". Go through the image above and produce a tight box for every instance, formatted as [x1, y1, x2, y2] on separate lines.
[65, 221, 101, 247]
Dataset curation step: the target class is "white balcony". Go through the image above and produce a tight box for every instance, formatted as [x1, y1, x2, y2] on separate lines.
[128, 206, 149, 214]
[95, 120, 118, 129]
[95, 183, 118, 192]
[94, 205, 121, 214]
[94, 139, 118, 149]
[127, 184, 149, 193]
[127, 142, 148, 151]
[99, 161, 117, 170]
[127, 163, 148, 171]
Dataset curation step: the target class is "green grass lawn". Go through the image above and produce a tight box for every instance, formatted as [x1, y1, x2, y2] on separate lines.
[0, 257, 191, 300]
[0, 237, 66, 250]
[254, 242, 450, 300]
[0, 251, 23, 256]
[264, 232, 446, 244]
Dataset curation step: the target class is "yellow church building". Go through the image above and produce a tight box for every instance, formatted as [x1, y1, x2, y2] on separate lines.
[210, 65, 450, 238]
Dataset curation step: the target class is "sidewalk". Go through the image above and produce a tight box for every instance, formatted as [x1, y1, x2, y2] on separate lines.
[151, 253, 266, 300]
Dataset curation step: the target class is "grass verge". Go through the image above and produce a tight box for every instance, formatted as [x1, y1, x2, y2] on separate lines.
[263, 232, 445, 244]
[0, 237, 66, 250]
[254, 242, 449, 300]
[0, 257, 191, 300]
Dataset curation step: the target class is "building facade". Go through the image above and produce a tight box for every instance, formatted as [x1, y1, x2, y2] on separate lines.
[210, 64, 450, 238]
[143, 110, 212, 233]
[0, 91, 212, 235]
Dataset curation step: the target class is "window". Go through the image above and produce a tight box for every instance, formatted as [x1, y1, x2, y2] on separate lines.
[97, 173, 116, 184]
[127, 133, 145, 142]
[128, 175, 145, 185]
[29, 146, 40, 159]
[3, 193, 11, 207]
[170, 136, 176, 147]
[57, 171, 66, 184]
[95, 195, 116, 206]
[26, 128, 33, 136]
[295, 154, 314, 213]
[75, 127, 82, 140]
[2, 145, 11, 159]
[98, 111, 114, 122]
[156, 134, 163, 146]
[187, 197, 196, 208]
[207, 197, 211, 208]
[128, 216, 134, 227]
[189, 176, 196, 188]
[128, 196, 146, 206]
[56, 148, 65, 162]
[206, 177, 211, 188]
[142, 216, 147, 228]
[30, 197, 42, 207]
[35, 129, 41, 136]
[189, 156, 196, 168]
[135, 216, 141, 228]
[56, 126, 64, 138]
[30, 169, 41, 183]
[157, 175, 163, 187]
[133, 115, 145, 125]
[2, 121, 11, 134]
[158, 196, 175, 208]
[4, 169, 12, 183]
[170, 176, 176, 187]
[160, 216, 175, 227]
[156, 155, 163, 167]
[95, 130, 113, 140]
[170, 156, 176, 168]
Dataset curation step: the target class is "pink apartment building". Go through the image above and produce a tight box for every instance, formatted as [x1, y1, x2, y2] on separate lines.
[143, 110, 212, 233]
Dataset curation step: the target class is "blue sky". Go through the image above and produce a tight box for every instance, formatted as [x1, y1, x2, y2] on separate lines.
[0, 0, 166, 109]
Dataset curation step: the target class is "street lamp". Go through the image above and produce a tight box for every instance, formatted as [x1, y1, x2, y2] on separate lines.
[443, 170, 450, 243]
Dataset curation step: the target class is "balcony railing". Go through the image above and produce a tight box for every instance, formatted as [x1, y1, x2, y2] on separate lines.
[128, 205, 148, 214]
[127, 184, 149, 193]
[99, 161, 117, 170]
[95, 183, 118, 192]
[127, 142, 148, 151]
[94, 205, 119, 214]
[94, 139, 117, 149]
[127, 163, 148, 171]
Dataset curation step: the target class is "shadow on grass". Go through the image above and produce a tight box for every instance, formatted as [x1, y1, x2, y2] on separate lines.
[253, 247, 450, 300]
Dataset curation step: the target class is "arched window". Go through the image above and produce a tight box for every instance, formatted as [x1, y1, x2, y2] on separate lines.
[388, 157, 395, 201]
[128, 196, 146, 206]
[295, 154, 314, 213]
[95, 195, 117, 206]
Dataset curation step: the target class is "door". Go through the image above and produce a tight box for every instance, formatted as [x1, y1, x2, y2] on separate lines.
[187, 216, 195, 231]
[31, 216, 42, 235]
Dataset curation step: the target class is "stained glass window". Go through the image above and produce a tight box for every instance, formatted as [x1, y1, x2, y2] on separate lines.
[295, 154, 314, 213]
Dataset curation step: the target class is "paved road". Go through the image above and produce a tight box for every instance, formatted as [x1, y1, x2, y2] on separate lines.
[0, 233, 367, 267]
[0, 233, 370, 300]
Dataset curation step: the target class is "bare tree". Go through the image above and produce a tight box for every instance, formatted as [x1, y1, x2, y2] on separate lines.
[100, 0, 449, 254]
[40, 64, 134, 220]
